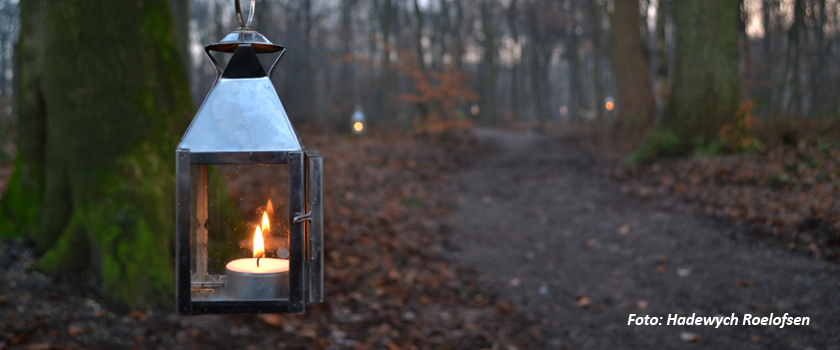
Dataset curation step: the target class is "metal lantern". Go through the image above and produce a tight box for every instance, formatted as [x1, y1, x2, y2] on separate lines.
[175, 0, 323, 314]
[351, 106, 365, 134]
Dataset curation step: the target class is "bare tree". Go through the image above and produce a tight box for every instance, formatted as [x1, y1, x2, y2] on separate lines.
[610, 0, 656, 129]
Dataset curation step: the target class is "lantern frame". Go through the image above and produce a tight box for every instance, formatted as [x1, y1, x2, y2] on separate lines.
[174, 0, 323, 315]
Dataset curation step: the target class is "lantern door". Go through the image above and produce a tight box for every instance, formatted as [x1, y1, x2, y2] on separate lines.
[176, 150, 321, 314]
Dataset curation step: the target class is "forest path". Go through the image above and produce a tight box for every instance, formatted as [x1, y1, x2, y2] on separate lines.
[445, 128, 840, 349]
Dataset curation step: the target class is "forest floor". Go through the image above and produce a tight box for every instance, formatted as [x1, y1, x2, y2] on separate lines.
[2, 124, 840, 349]
[447, 126, 840, 349]
[0, 131, 535, 350]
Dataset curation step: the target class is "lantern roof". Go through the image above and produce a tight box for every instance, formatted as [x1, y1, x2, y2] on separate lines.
[178, 0, 300, 154]
[178, 45, 301, 153]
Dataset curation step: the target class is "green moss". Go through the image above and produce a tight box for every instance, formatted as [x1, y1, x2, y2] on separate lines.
[86, 141, 178, 310]
[141, 0, 178, 67]
[0, 156, 43, 239]
[34, 214, 88, 274]
[624, 130, 687, 164]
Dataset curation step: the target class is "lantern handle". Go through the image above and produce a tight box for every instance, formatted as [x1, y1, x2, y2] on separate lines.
[204, 46, 224, 85]
[268, 48, 287, 79]
[235, 0, 256, 29]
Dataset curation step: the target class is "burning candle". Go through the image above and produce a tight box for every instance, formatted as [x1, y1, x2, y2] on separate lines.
[226, 215, 289, 300]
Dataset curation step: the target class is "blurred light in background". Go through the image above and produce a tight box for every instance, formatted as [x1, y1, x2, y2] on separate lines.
[351, 107, 365, 134]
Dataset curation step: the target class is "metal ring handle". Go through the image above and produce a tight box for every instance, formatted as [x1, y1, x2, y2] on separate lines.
[235, 0, 256, 29]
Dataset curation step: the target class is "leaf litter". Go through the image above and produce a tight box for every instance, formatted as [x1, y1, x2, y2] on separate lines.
[0, 130, 538, 349]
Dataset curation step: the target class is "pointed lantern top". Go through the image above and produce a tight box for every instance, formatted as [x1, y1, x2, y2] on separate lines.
[178, 0, 301, 153]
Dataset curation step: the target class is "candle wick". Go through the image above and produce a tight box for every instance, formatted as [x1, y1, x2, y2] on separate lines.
[256, 256, 261, 268]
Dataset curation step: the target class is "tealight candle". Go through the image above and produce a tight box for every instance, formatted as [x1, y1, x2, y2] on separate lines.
[225, 257, 288, 299]
[225, 220, 289, 300]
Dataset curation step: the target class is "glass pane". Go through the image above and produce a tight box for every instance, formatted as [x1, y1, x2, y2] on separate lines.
[189, 163, 290, 301]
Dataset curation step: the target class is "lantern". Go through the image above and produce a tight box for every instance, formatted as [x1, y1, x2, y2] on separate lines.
[351, 106, 365, 134]
[175, 0, 323, 314]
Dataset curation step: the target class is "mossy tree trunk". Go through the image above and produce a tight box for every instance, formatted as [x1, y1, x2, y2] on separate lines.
[0, 0, 193, 311]
[664, 0, 740, 143]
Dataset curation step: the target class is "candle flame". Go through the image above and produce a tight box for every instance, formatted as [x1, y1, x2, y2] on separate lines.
[353, 121, 364, 132]
[261, 211, 270, 236]
[253, 226, 265, 259]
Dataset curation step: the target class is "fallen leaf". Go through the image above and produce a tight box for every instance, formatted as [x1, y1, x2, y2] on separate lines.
[25, 344, 52, 350]
[750, 334, 760, 343]
[618, 224, 630, 235]
[636, 300, 648, 310]
[680, 332, 700, 342]
[495, 301, 514, 314]
[258, 314, 284, 327]
[67, 326, 85, 336]
[735, 279, 759, 288]
[656, 266, 666, 274]
[129, 310, 147, 321]
[508, 278, 521, 287]
[585, 239, 598, 247]
[577, 296, 591, 307]
[676, 268, 691, 277]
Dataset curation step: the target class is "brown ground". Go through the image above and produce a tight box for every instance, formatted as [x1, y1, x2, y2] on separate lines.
[0, 131, 533, 350]
[2, 128, 839, 349]
[446, 128, 840, 349]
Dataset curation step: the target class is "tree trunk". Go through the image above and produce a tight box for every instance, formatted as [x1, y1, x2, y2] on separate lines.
[437, 0, 450, 69]
[453, 0, 465, 72]
[0, 0, 194, 311]
[587, 0, 606, 121]
[377, 0, 395, 121]
[809, 0, 828, 115]
[665, 0, 740, 143]
[481, 0, 497, 125]
[773, 0, 805, 116]
[412, 0, 427, 75]
[653, 0, 670, 114]
[526, 2, 548, 131]
[566, 26, 585, 121]
[506, 0, 520, 121]
[303, 0, 316, 123]
[610, 0, 656, 129]
[168, 0, 190, 79]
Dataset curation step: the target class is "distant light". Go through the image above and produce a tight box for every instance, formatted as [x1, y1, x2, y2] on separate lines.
[351, 107, 365, 133]
[559, 105, 568, 116]
[471, 104, 480, 116]
[605, 101, 614, 111]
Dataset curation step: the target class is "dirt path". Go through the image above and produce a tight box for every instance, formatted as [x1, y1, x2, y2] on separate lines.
[445, 129, 840, 349]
